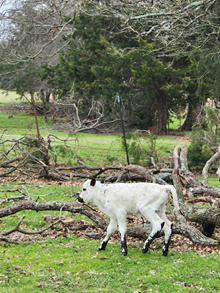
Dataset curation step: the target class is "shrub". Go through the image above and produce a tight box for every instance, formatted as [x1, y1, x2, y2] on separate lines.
[188, 127, 213, 168]
[121, 130, 158, 166]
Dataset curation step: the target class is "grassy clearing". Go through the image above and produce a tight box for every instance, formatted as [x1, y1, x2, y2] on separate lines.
[1, 236, 220, 293]
[0, 110, 189, 167]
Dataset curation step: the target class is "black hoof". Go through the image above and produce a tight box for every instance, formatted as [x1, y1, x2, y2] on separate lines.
[99, 241, 107, 251]
[98, 247, 105, 251]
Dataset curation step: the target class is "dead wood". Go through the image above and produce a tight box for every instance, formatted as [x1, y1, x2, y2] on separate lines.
[172, 145, 220, 238]
[217, 165, 220, 181]
[1, 128, 220, 246]
[0, 200, 218, 246]
[191, 187, 220, 198]
[202, 145, 220, 186]
[0, 215, 63, 243]
[123, 164, 155, 182]
[42, 214, 94, 231]
[126, 221, 217, 246]
[179, 173, 203, 188]
[0, 200, 109, 230]
[188, 196, 216, 204]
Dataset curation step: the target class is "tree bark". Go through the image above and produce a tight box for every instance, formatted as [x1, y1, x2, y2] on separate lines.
[202, 145, 220, 186]
[124, 164, 155, 182]
[191, 187, 220, 198]
[217, 165, 220, 181]
[181, 103, 194, 131]
[0, 200, 217, 246]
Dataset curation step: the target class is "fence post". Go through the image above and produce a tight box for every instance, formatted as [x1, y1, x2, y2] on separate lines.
[117, 95, 130, 165]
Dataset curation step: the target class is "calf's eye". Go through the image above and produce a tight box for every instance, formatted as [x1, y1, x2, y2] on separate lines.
[83, 188, 86, 191]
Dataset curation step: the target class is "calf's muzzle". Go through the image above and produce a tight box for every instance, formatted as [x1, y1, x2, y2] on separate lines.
[77, 196, 84, 203]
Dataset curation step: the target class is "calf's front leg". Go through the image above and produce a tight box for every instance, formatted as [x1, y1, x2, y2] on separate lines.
[118, 214, 128, 256]
[99, 217, 117, 251]
[121, 234, 127, 256]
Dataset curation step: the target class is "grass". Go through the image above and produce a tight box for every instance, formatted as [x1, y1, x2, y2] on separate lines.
[197, 175, 220, 187]
[1, 236, 220, 293]
[0, 110, 189, 167]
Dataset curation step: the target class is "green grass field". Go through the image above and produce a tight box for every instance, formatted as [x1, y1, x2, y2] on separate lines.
[0, 109, 189, 167]
[1, 236, 220, 293]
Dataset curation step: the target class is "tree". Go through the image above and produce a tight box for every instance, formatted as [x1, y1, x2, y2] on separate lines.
[93, 1, 220, 55]
[0, 0, 218, 133]
[39, 22, 187, 133]
[0, 0, 78, 103]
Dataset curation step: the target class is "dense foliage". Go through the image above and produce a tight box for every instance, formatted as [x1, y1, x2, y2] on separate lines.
[0, 1, 220, 134]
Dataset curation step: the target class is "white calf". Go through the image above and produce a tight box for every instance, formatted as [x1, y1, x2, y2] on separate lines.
[78, 178, 180, 256]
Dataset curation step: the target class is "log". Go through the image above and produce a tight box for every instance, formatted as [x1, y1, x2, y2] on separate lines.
[0, 200, 109, 230]
[126, 221, 217, 246]
[0, 200, 217, 246]
[124, 164, 155, 182]
[191, 187, 220, 198]
[182, 204, 220, 227]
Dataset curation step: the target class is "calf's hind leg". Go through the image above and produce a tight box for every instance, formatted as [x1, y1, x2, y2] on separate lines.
[158, 209, 173, 256]
[157, 204, 173, 256]
[162, 222, 172, 256]
[99, 217, 117, 251]
[141, 208, 165, 254]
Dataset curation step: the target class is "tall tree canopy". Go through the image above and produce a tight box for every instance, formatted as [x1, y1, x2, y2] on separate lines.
[0, 0, 219, 133]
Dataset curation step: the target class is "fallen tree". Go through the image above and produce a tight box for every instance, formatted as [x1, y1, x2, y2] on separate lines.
[0, 199, 217, 246]
[1, 126, 220, 247]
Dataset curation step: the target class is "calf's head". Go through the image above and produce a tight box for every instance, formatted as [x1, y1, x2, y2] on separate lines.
[78, 178, 97, 203]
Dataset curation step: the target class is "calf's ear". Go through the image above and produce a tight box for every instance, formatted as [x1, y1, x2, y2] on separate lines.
[90, 178, 96, 186]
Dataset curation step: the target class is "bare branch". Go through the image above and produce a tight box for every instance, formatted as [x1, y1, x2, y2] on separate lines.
[202, 145, 220, 186]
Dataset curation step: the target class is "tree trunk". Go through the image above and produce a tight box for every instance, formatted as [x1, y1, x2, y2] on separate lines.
[30, 91, 35, 106]
[181, 103, 204, 131]
[156, 94, 167, 135]
[181, 103, 194, 131]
